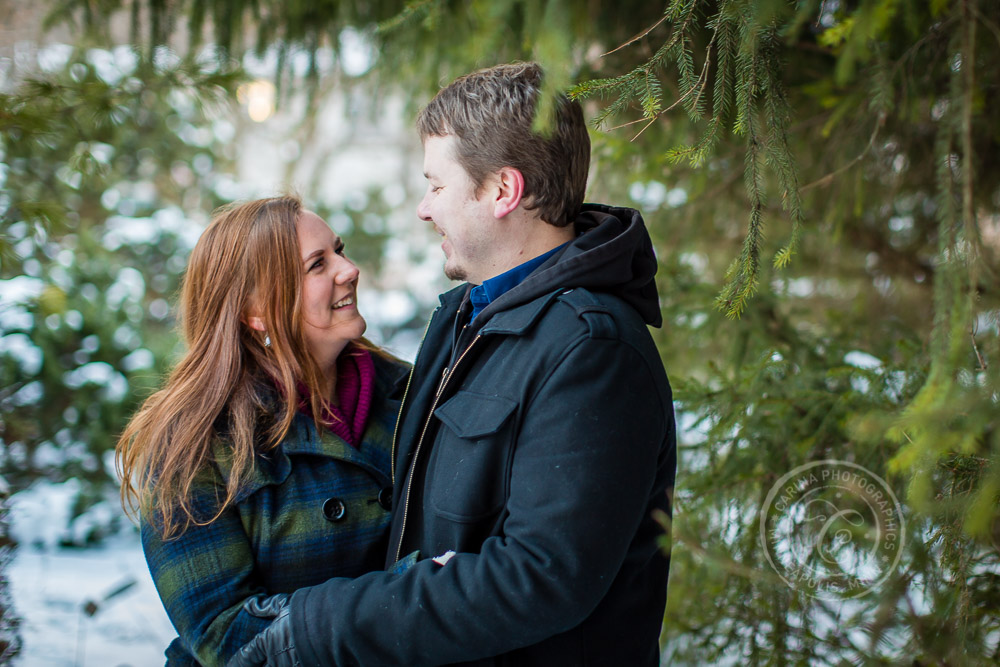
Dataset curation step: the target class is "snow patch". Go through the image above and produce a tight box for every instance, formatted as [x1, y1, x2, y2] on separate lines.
[844, 350, 883, 370]
[62, 362, 129, 402]
[8, 479, 81, 550]
[0, 333, 43, 375]
[0, 276, 45, 303]
[121, 348, 154, 372]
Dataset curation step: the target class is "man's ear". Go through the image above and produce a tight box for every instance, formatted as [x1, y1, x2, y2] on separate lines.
[493, 167, 525, 219]
[245, 315, 266, 332]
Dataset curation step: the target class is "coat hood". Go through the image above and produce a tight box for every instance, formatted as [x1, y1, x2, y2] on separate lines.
[473, 203, 662, 327]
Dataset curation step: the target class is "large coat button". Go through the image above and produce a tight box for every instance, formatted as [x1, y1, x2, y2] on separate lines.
[323, 497, 346, 522]
[378, 487, 392, 511]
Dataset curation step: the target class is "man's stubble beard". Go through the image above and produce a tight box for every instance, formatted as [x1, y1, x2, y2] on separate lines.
[444, 261, 467, 282]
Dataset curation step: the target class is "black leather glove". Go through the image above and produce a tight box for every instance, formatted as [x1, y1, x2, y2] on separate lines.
[226, 594, 301, 667]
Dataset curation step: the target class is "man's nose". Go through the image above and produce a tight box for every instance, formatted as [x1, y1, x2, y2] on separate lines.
[416, 195, 432, 222]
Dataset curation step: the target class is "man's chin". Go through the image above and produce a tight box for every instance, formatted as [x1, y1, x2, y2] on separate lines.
[444, 263, 467, 282]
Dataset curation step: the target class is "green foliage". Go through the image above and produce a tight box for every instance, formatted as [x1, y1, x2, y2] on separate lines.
[6, 0, 1000, 663]
[0, 48, 242, 538]
[570, 1, 811, 318]
[633, 0, 997, 660]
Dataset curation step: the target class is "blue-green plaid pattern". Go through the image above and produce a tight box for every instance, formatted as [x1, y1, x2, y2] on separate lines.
[141, 356, 406, 666]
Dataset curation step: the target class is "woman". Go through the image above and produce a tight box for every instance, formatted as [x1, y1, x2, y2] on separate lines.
[117, 196, 409, 665]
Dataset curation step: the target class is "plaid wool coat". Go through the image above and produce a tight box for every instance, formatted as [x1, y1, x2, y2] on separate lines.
[141, 353, 409, 666]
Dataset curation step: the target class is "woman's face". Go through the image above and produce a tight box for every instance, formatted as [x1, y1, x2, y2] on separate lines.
[296, 210, 366, 371]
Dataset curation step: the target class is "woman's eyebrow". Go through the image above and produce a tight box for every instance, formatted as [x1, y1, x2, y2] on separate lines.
[302, 248, 324, 263]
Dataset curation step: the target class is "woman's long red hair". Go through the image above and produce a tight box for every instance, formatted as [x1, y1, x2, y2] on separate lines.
[117, 196, 352, 538]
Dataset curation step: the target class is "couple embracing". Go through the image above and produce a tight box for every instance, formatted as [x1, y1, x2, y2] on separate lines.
[118, 62, 677, 667]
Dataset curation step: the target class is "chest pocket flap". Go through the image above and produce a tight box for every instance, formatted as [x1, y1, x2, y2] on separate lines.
[429, 391, 518, 523]
[434, 391, 517, 438]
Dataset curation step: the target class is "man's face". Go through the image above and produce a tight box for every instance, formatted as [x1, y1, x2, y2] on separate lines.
[417, 135, 499, 285]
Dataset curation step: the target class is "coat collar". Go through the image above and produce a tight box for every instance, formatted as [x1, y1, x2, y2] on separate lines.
[213, 352, 407, 501]
[477, 290, 563, 336]
[437, 282, 565, 338]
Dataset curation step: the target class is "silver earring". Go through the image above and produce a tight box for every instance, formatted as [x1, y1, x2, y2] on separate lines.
[264, 334, 271, 348]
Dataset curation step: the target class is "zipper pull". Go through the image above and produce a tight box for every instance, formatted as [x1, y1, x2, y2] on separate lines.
[436, 366, 449, 397]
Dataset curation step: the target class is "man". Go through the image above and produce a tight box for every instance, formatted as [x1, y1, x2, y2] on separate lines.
[232, 61, 676, 667]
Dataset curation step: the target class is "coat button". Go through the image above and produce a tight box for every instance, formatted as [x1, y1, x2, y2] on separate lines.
[323, 497, 346, 522]
[377, 487, 392, 511]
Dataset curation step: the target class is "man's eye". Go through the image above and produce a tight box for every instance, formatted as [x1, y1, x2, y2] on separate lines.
[335, 243, 346, 256]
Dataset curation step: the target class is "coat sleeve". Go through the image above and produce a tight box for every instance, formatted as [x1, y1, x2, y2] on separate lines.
[141, 491, 273, 666]
[290, 334, 671, 665]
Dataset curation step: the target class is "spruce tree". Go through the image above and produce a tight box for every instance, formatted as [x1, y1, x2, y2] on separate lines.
[4, 0, 999, 663]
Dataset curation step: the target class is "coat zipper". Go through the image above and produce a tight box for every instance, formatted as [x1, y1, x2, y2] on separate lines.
[393, 334, 482, 563]
[390, 313, 436, 485]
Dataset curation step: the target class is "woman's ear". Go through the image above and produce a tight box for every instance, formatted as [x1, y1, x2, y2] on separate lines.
[245, 315, 266, 332]
[493, 167, 525, 219]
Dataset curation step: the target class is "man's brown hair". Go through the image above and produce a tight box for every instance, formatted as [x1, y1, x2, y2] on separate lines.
[416, 62, 590, 227]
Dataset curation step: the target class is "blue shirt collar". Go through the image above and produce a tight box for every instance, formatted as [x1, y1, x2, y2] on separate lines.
[469, 241, 569, 322]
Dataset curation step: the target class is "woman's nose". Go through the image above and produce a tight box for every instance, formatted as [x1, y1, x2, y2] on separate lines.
[333, 256, 359, 283]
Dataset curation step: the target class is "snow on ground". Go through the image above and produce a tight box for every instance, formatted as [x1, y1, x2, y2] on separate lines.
[8, 527, 175, 666]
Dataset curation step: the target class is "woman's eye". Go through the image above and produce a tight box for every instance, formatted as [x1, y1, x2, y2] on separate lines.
[310, 258, 324, 271]
[335, 243, 346, 256]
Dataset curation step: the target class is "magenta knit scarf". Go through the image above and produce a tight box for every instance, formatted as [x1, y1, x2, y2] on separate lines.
[298, 346, 376, 448]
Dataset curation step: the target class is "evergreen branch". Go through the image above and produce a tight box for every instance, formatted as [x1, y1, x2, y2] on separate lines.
[674, 37, 703, 120]
[970, 330, 987, 371]
[710, 8, 736, 123]
[670, 523, 786, 586]
[591, 90, 638, 129]
[603, 26, 718, 139]
[665, 117, 720, 166]
[580, 0, 709, 134]
[631, 116, 660, 142]
[607, 115, 659, 131]
[759, 27, 803, 268]
[726, 42, 767, 317]
[601, 13, 670, 57]
[718, 84, 765, 319]
[686, 35, 715, 120]
[733, 48, 754, 135]
[377, 0, 440, 35]
[641, 68, 664, 118]
[800, 113, 885, 192]
[568, 74, 636, 99]
[661, 0, 702, 55]
[628, 60, 710, 140]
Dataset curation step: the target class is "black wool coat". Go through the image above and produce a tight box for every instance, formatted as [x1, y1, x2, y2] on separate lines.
[290, 204, 677, 666]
